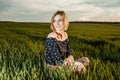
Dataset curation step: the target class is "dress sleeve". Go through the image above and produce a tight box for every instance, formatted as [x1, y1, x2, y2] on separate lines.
[66, 39, 72, 57]
[45, 38, 64, 65]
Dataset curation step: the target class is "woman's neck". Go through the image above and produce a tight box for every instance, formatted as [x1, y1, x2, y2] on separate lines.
[54, 31, 66, 41]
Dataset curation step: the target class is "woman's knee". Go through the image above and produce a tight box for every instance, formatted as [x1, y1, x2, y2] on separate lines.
[76, 57, 90, 67]
[74, 62, 86, 74]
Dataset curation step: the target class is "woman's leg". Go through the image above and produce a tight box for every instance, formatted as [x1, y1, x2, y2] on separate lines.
[75, 57, 90, 67]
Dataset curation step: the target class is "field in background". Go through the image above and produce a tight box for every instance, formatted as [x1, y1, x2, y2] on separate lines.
[0, 22, 120, 80]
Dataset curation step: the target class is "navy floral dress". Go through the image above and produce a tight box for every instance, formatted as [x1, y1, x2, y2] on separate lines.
[45, 37, 72, 65]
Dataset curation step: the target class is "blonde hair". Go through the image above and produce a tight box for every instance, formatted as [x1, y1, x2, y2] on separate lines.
[50, 10, 69, 31]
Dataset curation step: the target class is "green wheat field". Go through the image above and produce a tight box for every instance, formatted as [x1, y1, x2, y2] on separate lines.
[0, 21, 120, 80]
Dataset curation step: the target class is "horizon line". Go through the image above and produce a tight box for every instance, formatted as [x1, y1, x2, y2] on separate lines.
[0, 20, 120, 23]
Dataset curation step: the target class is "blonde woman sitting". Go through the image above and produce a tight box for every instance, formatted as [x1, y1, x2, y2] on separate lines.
[45, 10, 90, 73]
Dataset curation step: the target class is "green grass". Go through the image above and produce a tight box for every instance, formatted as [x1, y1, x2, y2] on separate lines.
[0, 22, 120, 80]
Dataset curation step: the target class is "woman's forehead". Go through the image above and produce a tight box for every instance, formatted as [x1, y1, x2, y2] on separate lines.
[54, 14, 63, 19]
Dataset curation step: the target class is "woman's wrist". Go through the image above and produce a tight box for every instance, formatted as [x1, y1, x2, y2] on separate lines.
[68, 55, 74, 62]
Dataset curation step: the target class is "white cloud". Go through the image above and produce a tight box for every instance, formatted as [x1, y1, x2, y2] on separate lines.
[0, 0, 120, 22]
[64, 4, 105, 21]
[100, 7, 120, 22]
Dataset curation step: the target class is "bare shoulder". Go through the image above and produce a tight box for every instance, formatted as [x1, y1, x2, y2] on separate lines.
[47, 32, 55, 38]
[65, 32, 68, 39]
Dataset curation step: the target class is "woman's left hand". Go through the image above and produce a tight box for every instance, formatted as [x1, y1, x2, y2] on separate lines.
[64, 55, 74, 66]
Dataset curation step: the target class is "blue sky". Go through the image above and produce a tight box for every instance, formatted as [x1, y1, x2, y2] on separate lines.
[0, 0, 120, 22]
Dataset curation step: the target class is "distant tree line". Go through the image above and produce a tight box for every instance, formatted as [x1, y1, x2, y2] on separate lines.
[0, 21, 120, 24]
[70, 21, 120, 24]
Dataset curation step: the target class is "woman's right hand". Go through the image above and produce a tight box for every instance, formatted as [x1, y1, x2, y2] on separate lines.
[64, 55, 74, 66]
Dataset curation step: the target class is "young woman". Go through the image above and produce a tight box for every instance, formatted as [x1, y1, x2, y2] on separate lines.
[45, 10, 89, 73]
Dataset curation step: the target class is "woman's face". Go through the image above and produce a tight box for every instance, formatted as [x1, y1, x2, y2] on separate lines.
[53, 14, 64, 33]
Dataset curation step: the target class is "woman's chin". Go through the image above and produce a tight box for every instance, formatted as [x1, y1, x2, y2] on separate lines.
[55, 31, 61, 34]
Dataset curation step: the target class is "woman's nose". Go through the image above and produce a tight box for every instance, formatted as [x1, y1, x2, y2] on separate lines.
[56, 21, 59, 25]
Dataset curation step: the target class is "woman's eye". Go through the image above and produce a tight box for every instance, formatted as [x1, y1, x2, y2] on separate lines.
[53, 20, 55, 22]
